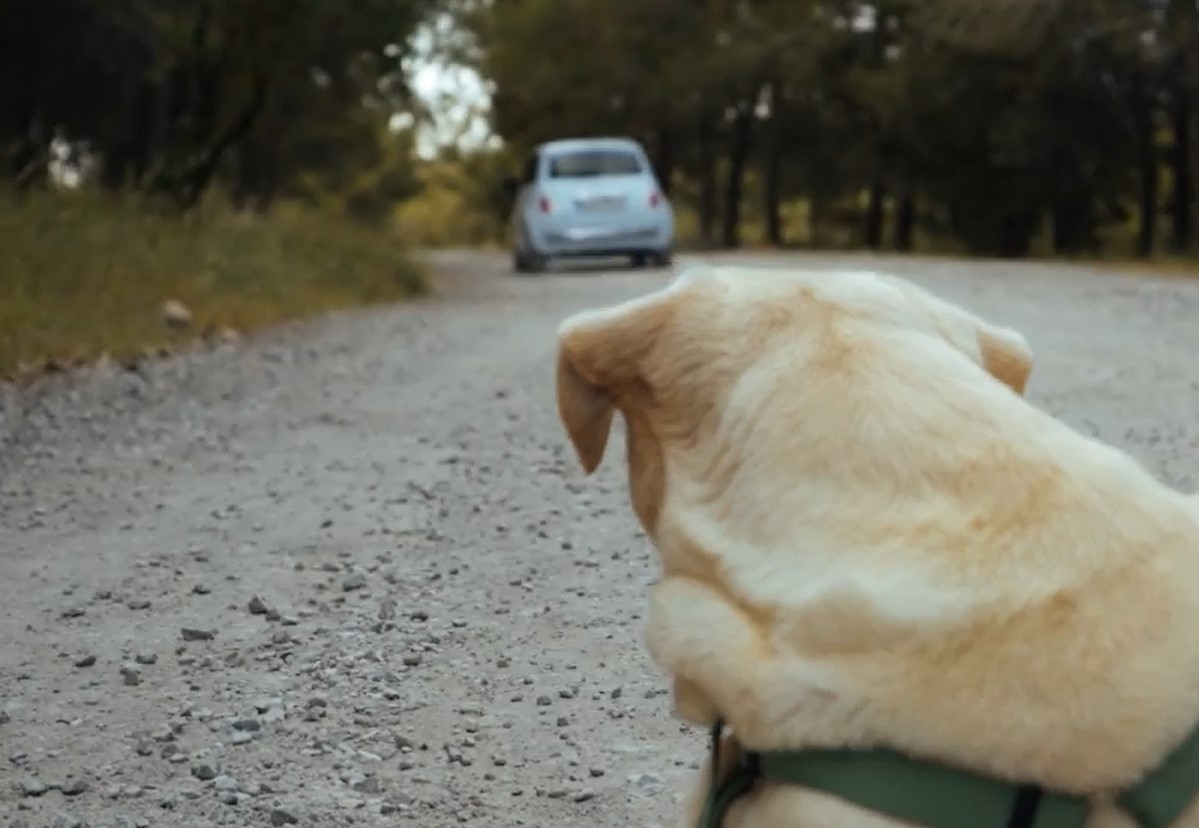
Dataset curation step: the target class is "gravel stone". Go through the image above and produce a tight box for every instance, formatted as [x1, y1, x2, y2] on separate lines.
[270, 805, 300, 826]
[19, 778, 49, 797]
[630, 772, 665, 795]
[341, 572, 367, 592]
[61, 778, 89, 796]
[190, 759, 220, 781]
[253, 697, 283, 714]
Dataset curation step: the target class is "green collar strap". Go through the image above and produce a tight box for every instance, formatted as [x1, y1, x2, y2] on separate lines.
[697, 719, 1199, 828]
[1120, 718, 1199, 828]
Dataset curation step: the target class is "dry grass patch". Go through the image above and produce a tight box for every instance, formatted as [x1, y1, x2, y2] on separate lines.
[0, 191, 426, 377]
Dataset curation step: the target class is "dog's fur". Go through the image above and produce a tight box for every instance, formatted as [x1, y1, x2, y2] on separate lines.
[554, 264, 1199, 828]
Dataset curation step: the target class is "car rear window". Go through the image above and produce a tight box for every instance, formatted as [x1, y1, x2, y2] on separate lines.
[548, 149, 643, 178]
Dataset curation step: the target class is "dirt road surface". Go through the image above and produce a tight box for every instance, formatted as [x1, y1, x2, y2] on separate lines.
[3, 250, 1199, 828]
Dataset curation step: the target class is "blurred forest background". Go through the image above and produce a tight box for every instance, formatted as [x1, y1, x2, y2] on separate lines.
[3, 0, 1199, 373]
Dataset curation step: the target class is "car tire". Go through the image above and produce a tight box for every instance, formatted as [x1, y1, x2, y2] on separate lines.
[630, 253, 650, 269]
[523, 250, 547, 274]
[652, 250, 673, 268]
[510, 249, 549, 275]
[512, 249, 544, 274]
[512, 229, 548, 275]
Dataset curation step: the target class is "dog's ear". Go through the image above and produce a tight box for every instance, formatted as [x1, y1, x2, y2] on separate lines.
[888, 278, 1034, 396]
[555, 297, 670, 474]
[556, 346, 615, 474]
[977, 325, 1033, 396]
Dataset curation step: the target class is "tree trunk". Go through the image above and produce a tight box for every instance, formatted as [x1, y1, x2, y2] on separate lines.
[1051, 194, 1095, 255]
[809, 195, 827, 248]
[233, 130, 280, 213]
[257, 147, 280, 213]
[1168, 88, 1193, 253]
[763, 147, 783, 246]
[178, 79, 268, 209]
[1049, 134, 1094, 255]
[697, 116, 718, 247]
[4, 90, 40, 185]
[10, 115, 45, 190]
[997, 210, 1037, 258]
[1135, 76, 1158, 258]
[102, 80, 157, 190]
[131, 80, 174, 187]
[231, 139, 257, 211]
[720, 104, 753, 249]
[762, 83, 783, 246]
[762, 119, 781, 248]
[653, 128, 675, 196]
[894, 191, 915, 251]
[864, 177, 886, 249]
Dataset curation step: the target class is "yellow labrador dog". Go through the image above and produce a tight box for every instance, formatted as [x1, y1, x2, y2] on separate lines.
[554, 264, 1199, 828]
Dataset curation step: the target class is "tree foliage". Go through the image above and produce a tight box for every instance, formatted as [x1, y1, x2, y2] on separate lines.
[0, 0, 438, 216]
[466, 0, 1199, 257]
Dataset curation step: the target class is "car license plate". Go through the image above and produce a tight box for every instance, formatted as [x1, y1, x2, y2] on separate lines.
[578, 196, 625, 211]
[563, 226, 619, 241]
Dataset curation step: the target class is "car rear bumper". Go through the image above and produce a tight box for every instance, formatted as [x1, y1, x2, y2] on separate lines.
[527, 215, 673, 257]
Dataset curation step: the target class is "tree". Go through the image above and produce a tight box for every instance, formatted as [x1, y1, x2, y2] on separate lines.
[462, 0, 1199, 258]
[0, 0, 440, 213]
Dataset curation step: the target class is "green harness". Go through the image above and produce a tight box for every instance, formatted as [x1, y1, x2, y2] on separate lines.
[697, 719, 1199, 828]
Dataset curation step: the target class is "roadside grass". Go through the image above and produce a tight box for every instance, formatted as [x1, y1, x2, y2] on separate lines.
[1082, 255, 1199, 278]
[0, 190, 427, 379]
[674, 205, 1199, 273]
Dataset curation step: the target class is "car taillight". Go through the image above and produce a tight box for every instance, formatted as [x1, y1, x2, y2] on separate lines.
[649, 191, 662, 208]
[538, 195, 552, 213]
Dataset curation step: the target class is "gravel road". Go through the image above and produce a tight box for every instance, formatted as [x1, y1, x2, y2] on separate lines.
[3, 250, 1199, 828]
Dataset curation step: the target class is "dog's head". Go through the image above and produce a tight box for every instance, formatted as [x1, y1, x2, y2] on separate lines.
[555, 265, 1033, 537]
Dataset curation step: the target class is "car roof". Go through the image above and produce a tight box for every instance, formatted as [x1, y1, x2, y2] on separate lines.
[535, 137, 645, 155]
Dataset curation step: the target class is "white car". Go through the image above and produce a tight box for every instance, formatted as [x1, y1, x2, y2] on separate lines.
[505, 137, 675, 274]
